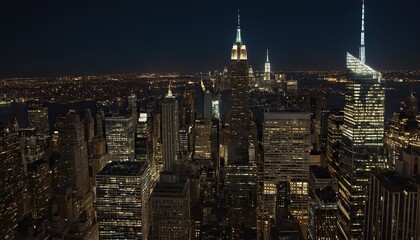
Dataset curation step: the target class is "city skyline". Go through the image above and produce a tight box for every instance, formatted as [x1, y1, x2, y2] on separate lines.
[1, 0, 420, 77]
[1, 0, 420, 239]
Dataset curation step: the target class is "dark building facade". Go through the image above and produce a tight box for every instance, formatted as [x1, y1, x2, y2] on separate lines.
[365, 168, 419, 239]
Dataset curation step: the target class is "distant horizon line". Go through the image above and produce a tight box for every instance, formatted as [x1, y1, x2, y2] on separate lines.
[2, 69, 420, 79]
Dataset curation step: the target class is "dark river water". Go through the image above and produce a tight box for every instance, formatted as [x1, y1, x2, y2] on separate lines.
[300, 79, 419, 123]
[0, 80, 418, 129]
[0, 101, 100, 130]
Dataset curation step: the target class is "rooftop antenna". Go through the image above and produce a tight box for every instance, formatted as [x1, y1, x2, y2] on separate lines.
[236, 10, 241, 43]
[266, 49, 269, 62]
[359, 0, 366, 64]
[166, 81, 173, 98]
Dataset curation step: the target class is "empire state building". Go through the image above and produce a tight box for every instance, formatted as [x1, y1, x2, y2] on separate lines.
[224, 11, 258, 238]
[228, 11, 250, 141]
[226, 11, 252, 165]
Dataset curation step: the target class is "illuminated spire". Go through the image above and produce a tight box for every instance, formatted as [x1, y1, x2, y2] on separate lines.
[266, 49, 269, 63]
[264, 49, 271, 81]
[236, 10, 241, 43]
[359, 0, 366, 64]
[166, 82, 173, 98]
[200, 80, 206, 92]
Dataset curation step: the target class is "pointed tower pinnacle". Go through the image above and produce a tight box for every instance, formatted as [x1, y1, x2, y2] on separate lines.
[266, 49, 269, 63]
[236, 10, 242, 43]
[200, 79, 206, 92]
[166, 82, 173, 98]
[264, 49, 271, 81]
[359, 0, 366, 64]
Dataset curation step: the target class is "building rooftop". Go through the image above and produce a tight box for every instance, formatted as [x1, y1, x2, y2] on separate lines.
[264, 111, 310, 120]
[98, 161, 147, 176]
[151, 175, 189, 198]
[310, 165, 331, 179]
[271, 213, 304, 240]
[373, 169, 417, 193]
[105, 114, 136, 121]
[316, 186, 336, 204]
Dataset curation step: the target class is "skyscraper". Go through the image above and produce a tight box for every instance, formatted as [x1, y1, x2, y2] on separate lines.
[56, 111, 90, 199]
[152, 113, 164, 176]
[308, 186, 337, 240]
[202, 81, 212, 120]
[84, 109, 95, 159]
[128, 93, 137, 114]
[96, 161, 151, 239]
[90, 110, 109, 185]
[223, 12, 259, 238]
[308, 166, 337, 240]
[161, 85, 179, 172]
[29, 159, 51, 205]
[384, 93, 419, 168]
[105, 113, 136, 162]
[0, 123, 26, 239]
[224, 11, 253, 165]
[364, 168, 419, 240]
[150, 174, 190, 239]
[263, 112, 311, 226]
[210, 119, 221, 192]
[194, 119, 212, 160]
[135, 112, 150, 161]
[227, 10, 250, 140]
[325, 108, 344, 192]
[264, 49, 270, 81]
[337, 1, 386, 238]
[18, 128, 52, 222]
[211, 98, 220, 119]
[53, 110, 98, 239]
[27, 103, 49, 135]
[19, 128, 48, 168]
[249, 65, 257, 89]
[181, 89, 196, 128]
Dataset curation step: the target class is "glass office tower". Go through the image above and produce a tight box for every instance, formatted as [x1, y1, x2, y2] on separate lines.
[337, 53, 385, 239]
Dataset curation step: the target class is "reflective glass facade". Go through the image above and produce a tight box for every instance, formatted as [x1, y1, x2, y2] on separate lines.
[337, 53, 385, 239]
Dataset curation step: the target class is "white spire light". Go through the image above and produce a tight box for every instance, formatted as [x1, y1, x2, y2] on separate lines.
[166, 82, 173, 98]
[264, 49, 271, 81]
[236, 10, 241, 43]
[266, 49, 269, 63]
[359, 0, 366, 64]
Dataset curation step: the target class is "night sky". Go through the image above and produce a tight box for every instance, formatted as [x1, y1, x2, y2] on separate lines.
[1, 0, 419, 77]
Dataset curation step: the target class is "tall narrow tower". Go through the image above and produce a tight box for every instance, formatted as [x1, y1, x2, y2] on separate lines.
[161, 84, 179, 172]
[337, 1, 385, 239]
[228, 10, 250, 142]
[224, 12, 258, 238]
[264, 49, 271, 81]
